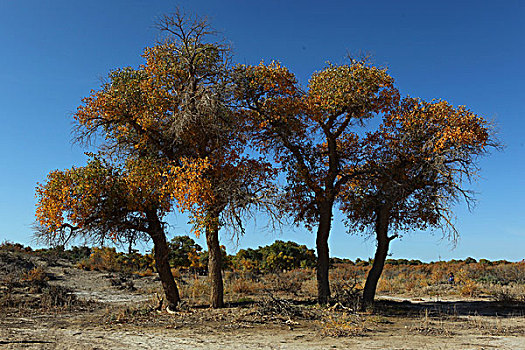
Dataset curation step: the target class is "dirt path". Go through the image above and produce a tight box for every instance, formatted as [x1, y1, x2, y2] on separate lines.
[2, 320, 525, 349]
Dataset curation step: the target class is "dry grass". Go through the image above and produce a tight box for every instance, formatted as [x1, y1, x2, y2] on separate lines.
[327, 260, 525, 302]
[180, 276, 210, 303]
[409, 309, 453, 337]
[261, 269, 310, 295]
[485, 283, 525, 303]
[228, 277, 264, 295]
[1, 271, 87, 311]
[319, 312, 369, 337]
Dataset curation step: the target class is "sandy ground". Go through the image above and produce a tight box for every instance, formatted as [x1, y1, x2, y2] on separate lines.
[2, 252, 525, 349]
[2, 312, 525, 350]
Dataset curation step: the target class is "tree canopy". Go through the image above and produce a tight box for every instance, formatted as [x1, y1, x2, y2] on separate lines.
[167, 235, 202, 268]
[234, 59, 400, 303]
[67, 12, 277, 308]
[35, 10, 497, 310]
[340, 97, 496, 307]
[35, 156, 182, 309]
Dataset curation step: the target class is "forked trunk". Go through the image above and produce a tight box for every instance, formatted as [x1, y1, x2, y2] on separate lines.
[316, 204, 333, 305]
[206, 215, 224, 308]
[147, 211, 180, 310]
[361, 206, 392, 309]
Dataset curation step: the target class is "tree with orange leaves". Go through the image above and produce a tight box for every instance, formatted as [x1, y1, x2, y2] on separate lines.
[35, 156, 182, 309]
[234, 59, 400, 304]
[340, 97, 497, 308]
[70, 11, 276, 308]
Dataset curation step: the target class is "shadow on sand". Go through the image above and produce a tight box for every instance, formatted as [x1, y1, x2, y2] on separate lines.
[374, 299, 525, 318]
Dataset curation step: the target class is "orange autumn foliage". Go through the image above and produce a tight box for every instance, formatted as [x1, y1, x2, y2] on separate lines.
[342, 97, 494, 235]
[35, 156, 177, 242]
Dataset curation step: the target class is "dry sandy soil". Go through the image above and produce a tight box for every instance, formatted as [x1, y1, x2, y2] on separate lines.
[2, 251, 525, 349]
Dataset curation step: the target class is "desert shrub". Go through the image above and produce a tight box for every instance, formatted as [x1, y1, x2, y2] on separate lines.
[377, 274, 406, 295]
[429, 265, 449, 285]
[464, 257, 477, 264]
[76, 247, 154, 274]
[320, 260, 525, 299]
[486, 283, 525, 303]
[107, 274, 136, 291]
[421, 283, 456, 297]
[78, 247, 120, 271]
[0, 241, 32, 253]
[319, 313, 368, 337]
[228, 277, 264, 295]
[373, 265, 425, 295]
[67, 246, 92, 262]
[328, 266, 363, 307]
[0, 251, 36, 275]
[104, 305, 155, 324]
[263, 270, 310, 295]
[0, 266, 88, 311]
[40, 285, 77, 308]
[35, 245, 75, 265]
[355, 258, 369, 267]
[300, 278, 317, 297]
[409, 309, 452, 337]
[459, 280, 481, 297]
[22, 266, 49, 292]
[330, 265, 367, 283]
[116, 250, 154, 273]
[488, 263, 525, 285]
[479, 259, 492, 265]
[181, 277, 209, 303]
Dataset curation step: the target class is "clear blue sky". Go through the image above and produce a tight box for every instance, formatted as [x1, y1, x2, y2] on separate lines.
[1, 0, 523, 261]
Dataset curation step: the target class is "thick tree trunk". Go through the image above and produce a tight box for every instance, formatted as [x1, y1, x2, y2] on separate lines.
[148, 211, 180, 310]
[316, 204, 333, 305]
[206, 215, 224, 308]
[361, 206, 392, 310]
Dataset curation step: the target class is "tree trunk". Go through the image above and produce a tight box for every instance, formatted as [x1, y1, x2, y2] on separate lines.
[147, 211, 180, 310]
[206, 214, 224, 308]
[361, 206, 392, 310]
[127, 235, 134, 255]
[316, 204, 333, 305]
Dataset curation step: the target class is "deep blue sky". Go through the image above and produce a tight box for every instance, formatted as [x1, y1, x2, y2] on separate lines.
[1, 0, 523, 261]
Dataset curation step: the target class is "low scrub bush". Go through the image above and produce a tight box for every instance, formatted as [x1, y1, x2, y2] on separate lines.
[228, 277, 263, 295]
[181, 277, 210, 303]
[486, 283, 525, 303]
[22, 266, 49, 293]
[40, 285, 78, 309]
[262, 270, 309, 295]
[77, 247, 154, 275]
[319, 313, 368, 337]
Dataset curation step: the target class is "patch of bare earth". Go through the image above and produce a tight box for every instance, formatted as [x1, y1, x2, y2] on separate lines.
[1, 251, 525, 349]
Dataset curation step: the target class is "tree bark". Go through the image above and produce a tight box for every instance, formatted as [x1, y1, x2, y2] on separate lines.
[316, 203, 333, 305]
[361, 206, 392, 309]
[147, 211, 180, 310]
[206, 214, 224, 308]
